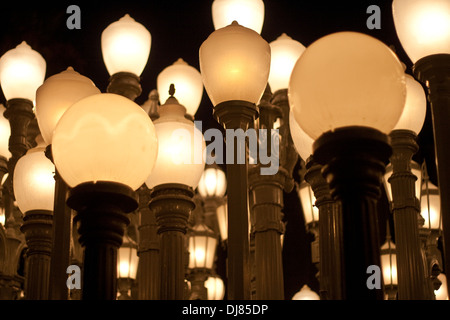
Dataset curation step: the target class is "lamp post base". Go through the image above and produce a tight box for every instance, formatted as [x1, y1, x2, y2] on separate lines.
[67, 181, 136, 300]
[313, 126, 391, 300]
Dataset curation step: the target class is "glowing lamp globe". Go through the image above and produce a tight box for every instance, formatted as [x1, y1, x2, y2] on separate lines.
[212, 0, 265, 34]
[35, 67, 101, 145]
[157, 58, 203, 117]
[298, 181, 318, 226]
[0, 41, 46, 102]
[435, 273, 449, 300]
[205, 275, 225, 300]
[0, 104, 11, 159]
[117, 245, 139, 280]
[188, 223, 218, 270]
[216, 201, 228, 242]
[289, 32, 406, 140]
[292, 285, 320, 300]
[289, 109, 313, 162]
[393, 0, 450, 64]
[101, 14, 151, 76]
[268, 33, 305, 93]
[380, 240, 398, 286]
[145, 97, 206, 189]
[420, 181, 442, 230]
[13, 136, 55, 213]
[197, 165, 227, 198]
[199, 21, 271, 106]
[52, 93, 158, 191]
[392, 74, 427, 134]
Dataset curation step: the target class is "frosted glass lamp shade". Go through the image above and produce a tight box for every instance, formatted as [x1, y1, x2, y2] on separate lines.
[393, 0, 450, 64]
[435, 273, 449, 300]
[289, 32, 406, 140]
[216, 201, 228, 241]
[0, 104, 11, 158]
[157, 58, 203, 117]
[289, 109, 313, 162]
[392, 74, 427, 134]
[52, 93, 158, 191]
[35, 67, 101, 145]
[117, 246, 139, 280]
[292, 285, 320, 300]
[145, 100, 206, 189]
[0, 41, 46, 102]
[199, 21, 271, 106]
[101, 14, 151, 76]
[13, 138, 55, 213]
[420, 181, 442, 230]
[197, 165, 227, 198]
[380, 240, 398, 286]
[212, 0, 264, 34]
[188, 223, 218, 270]
[205, 275, 225, 300]
[268, 33, 305, 93]
[298, 181, 318, 225]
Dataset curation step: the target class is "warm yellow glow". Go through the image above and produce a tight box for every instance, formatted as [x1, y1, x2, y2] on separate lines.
[35, 67, 101, 145]
[393, 0, 450, 63]
[420, 181, 442, 230]
[289, 109, 313, 162]
[0, 104, 11, 158]
[298, 182, 318, 225]
[292, 285, 320, 300]
[117, 246, 138, 279]
[52, 93, 158, 190]
[199, 21, 271, 106]
[381, 240, 398, 286]
[197, 166, 227, 198]
[435, 273, 449, 300]
[268, 33, 305, 93]
[289, 32, 406, 140]
[157, 58, 203, 117]
[216, 201, 228, 242]
[0, 41, 46, 102]
[205, 276, 225, 300]
[13, 137, 55, 213]
[212, 0, 264, 34]
[101, 14, 151, 76]
[188, 224, 218, 269]
[0, 207, 5, 226]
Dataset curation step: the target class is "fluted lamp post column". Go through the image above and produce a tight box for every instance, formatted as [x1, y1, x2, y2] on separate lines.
[102, 14, 151, 101]
[13, 136, 55, 299]
[52, 93, 158, 300]
[145, 90, 206, 300]
[199, 20, 270, 300]
[289, 32, 407, 299]
[35, 66, 101, 300]
[393, 1, 450, 298]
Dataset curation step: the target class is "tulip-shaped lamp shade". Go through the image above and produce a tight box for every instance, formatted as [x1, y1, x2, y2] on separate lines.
[393, 0, 450, 64]
[383, 160, 422, 203]
[13, 136, 55, 213]
[292, 285, 320, 300]
[145, 98, 206, 189]
[188, 223, 218, 270]
[268, 33, 305, 93]
[52, 93, 158, 191]
[101, 14, 151, 77]
[157, 58, 203, 117]
[380, 240, 398, 286]
[298, 181, 318, 226]
[117, 245, 139, 280]
[392, 74, 427, 134]
[205, 275, 225, 300]
[197, 165, 227, 198]
[435, 273, 449, 300]
[212, 0, 264, 34]
[0, 41, 46, 102]
[420, 181, 442, 230]
[35, 67, 101, 145]
[216, 200, 228, 242]
[289, 109, 313, 162]
[199, 21, 271, 106]
[289, 32, 406, 140]
[0, 104, 11, 159]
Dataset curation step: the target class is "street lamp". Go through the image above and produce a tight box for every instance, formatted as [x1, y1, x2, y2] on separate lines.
[117, 234, 139, 300]
[380, 223, 398, 300]
[199, 20, 270, 300]
[211, 0, 264, 34]
[289, 31, 406, 299]
[52, 93, 158, 299]
[205, 274, 225, 300]
[13, 136, 55, 299]
[102, 14, 151, 100]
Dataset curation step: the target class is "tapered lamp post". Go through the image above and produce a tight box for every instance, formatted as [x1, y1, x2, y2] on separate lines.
[289, 32, 406, 299]
[393, 2, 450, 298]
[145, 90, 206, 300]
[102, 14, 151, 101]
[52, 93, 158, 300]
[35, 66, 101, 300]
[199, 20, 270, 300]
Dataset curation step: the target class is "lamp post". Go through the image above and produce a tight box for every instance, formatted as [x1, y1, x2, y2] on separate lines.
[35, 66, 101, 300]
[117, 233, 139, 300]
[392, 2, 450, 298]
[289, 32, 406, 299]
[52, 93, 158, 300]
[145, 90, 206, 300]
[199, 20, 270, 300]
[13, 136, 55, 299]
[102, 14, 151, 101]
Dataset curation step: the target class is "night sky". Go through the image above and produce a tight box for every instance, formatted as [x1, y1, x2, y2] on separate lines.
[0, 0, 439, 300]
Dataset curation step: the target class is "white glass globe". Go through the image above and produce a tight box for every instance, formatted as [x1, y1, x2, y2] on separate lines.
[212, 0, 265, 34]
[0, 104, 11, 159]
